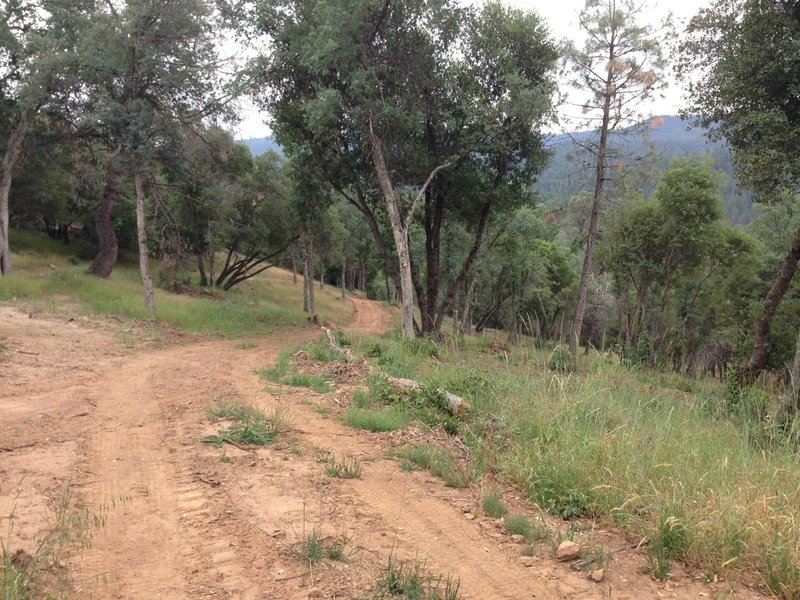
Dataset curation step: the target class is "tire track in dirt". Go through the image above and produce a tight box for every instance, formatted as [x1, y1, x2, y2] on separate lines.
[72, 330, 320, 599]
[2, 299, 766, 599]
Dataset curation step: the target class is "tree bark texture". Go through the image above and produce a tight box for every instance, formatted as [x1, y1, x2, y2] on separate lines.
[89, 160, 124, 278]
[302, 228, 315, 314]
[569, 40, 615, 357]
[368, 125, 416, 338]
[0, 112, 33, 275]
[740, 223, 800, 382]
[133, 169, 156, 314]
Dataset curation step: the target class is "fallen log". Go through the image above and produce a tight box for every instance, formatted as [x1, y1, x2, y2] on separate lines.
[320, 325, 352, 363]
[385, 376, 470, 416]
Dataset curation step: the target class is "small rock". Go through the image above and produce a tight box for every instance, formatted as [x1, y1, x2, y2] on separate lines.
[307, 589, 322, 598]
[590, 569, 604, 582]
[464, 513, 475, 520]
[520, 557, 535, 568]
[556, 540, 581, 561]
[510, 534, 525, 543]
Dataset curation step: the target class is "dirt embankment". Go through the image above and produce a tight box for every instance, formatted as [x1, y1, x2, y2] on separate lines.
[0, 300, 764, 599]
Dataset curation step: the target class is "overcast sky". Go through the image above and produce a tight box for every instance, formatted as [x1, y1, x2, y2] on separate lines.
[231, 0, 712, 139]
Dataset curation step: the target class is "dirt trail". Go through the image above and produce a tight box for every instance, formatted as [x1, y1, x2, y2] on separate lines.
[0, 299, 763, 599]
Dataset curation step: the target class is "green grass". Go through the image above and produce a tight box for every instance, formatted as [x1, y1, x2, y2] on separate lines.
[360, 555, 461, 600]
[504, 514, 532, 537]
[393, 444, 474, 488]
[203, 400, 288, 447]
[2, 478, 95, 599]
[345, 376, 462, 435]
[2, 230, 351, 335]
[261, 336, 341, 393]
[342, 406, 411, 432]
[347, 329, 800, 596]
[324, 456, 363, 479]
[294, 528, 353, 564]
[481, 491, 507, 518]
[284, 372, 333, 393]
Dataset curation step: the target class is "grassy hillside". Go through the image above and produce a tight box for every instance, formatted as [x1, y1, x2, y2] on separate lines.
[4, 231, 799, 597]
[332, 332, 800, 597]
[1, 230, 352, 335]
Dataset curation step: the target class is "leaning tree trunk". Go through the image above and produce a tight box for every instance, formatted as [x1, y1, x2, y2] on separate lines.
[89, 160, 124, 278]
[368, 127, 415, 338]
[569, 47, 614, 358]
[133, 169, 156, 315]
[740, 223, 800, 383]
[0, 111, 33, 275]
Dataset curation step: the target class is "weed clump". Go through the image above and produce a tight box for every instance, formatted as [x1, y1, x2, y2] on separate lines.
[203, 400, 286, 447]
[324, 456, 363, 479]
[548, 346, 575, 373]
[294, 529, 353, 564]
[361, 555, 460, 600]
[481, 491, 507, 518]
[394, 444, 474, 488]
[504, 514, 532, 537]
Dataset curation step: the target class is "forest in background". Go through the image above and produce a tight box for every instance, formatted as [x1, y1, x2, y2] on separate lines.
[1, 0, 799, 404]
[244, 114, 757, 226]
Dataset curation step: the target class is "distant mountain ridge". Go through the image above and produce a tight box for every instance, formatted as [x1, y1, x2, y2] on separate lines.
[537, 115, 754, 225]
[240, 116, 754, 225]
[240, 137, 282, 156]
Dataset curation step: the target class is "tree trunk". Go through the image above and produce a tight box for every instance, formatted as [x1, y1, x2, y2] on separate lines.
[421, 189, 443, 333]
[208, 246, 215, 288]
[302, 228, 315, 314]
[569, 42, 615, 357]
[341, 259, 347, 300]
[291, 243, 298, 285]
[133, 169, 156, 315]
[740, 223, 800, 382]
[89, 160, 124, 278]
[368, 127, 415, 338]
[319, 259, 324, 290]
[462, 274, 478, 335]
[0, 112, 33, 275]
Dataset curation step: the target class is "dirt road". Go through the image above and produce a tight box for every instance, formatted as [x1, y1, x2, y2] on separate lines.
[0, 300, 763, 599]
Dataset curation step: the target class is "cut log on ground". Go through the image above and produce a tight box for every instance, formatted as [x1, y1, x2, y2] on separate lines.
[385, 376, 470, 416]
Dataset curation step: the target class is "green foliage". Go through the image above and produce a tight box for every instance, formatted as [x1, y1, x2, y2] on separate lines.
[342, 407, 410, 432]
[364, 343, 383, 358]
[681, 0, 800, 197]
[548, 346, 575, 373]
[394, 444, 474, 488]
[364, 555, 461, 600]
[1, 479, 95, 599]
[504, 514, 532, 537]
[203, 401, 285, 447]
[283, 372, 334, 394]
[324, 456, 363, 479]
[481, 491, 507, 518]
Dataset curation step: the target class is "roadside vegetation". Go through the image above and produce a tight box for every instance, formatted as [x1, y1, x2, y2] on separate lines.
[2, 230, 350, 336]
[329, 329, 800, 597]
